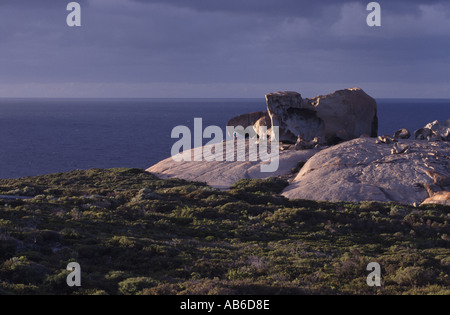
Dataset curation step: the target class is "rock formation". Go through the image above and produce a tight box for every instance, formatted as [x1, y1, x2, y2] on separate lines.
[148, 84, 447, 207]
[282, 138, 450, 205]
[393, 129, 411, 139]
[227, 88, 378, 145]
[265, 91, 325, 143]
[226, 111, 268, 136]
[264, 88, 378, 144]
[147, 140, 318, 189]
[253, 114, 272, 138]
[414, 120, 450, 141]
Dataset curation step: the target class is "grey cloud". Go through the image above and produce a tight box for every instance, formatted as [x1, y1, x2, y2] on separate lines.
[0, 0, 448, 97]
[131, 0, 444, 16]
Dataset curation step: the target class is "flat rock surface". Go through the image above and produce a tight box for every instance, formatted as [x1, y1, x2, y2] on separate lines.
[282, 138, 450, 205]
[147, 140, 318, 189]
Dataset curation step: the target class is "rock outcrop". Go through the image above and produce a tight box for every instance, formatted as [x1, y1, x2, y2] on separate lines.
[265, 88, 378, 144]
[282, 138, 450, 205]
[147, 140, 318, 189]
[414, 120, 450, 141]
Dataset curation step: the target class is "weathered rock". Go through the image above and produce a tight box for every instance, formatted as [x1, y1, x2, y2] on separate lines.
[265, 88, 378, 145]
[391, 143, 409, 155]
[227, 111, 268, 136]
[424, 120, 450, 141]
[377, 135, 397, 144]
[294, 136, 320, 150]
[282, 138, 450, 205]
[423, 183, 442, 197]
[426, 170, 450, 186]
[421, 191, 450, 206]
[393, 129, 411, 139]
[307, 88, 378, 144]
[147, 140, 319, 189]
[265, 91, 324, 143]
[414, 120, 450, 141]
[414, 128, 433, 140]
[253, 113, 272, 138]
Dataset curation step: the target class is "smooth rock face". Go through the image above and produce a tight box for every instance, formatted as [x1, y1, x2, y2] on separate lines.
[265, 88, 378, 144]
[147, 140, 318, 189]
[282, 138, 450, 205]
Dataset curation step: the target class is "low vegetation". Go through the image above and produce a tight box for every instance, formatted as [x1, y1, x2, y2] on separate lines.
[0, 168, 449, 295]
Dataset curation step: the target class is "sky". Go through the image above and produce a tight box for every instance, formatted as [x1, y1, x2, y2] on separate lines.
[0, 0, 449, 98]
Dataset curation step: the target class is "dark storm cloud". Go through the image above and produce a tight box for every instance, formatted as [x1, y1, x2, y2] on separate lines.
[0, 0, 449, 97]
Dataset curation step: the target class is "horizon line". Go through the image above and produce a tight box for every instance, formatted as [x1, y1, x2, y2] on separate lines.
[1, 97, 450, 101]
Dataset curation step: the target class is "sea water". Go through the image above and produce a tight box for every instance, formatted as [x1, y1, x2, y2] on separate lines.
[0, 98, 448, 179]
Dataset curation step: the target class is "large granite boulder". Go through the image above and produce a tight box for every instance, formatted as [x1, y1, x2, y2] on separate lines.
[265, 88, 378, 144]
[147, 140, 318, 189]
[282, 137, 450, 205]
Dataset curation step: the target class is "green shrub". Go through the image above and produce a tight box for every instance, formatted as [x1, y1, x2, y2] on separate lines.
[0, 257, 49, 284]
[393, 267, 436, 287]
[107, 236, 137, 249]
[231, 177, 289, 194]
[118, 277, 157, 295]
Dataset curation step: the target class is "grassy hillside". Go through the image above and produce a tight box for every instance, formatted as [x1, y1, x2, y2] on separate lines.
[0, 168, 449, 295]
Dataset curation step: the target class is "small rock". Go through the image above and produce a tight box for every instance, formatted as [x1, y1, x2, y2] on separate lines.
[414, 128, 433, 140]
[391, 143, 409, 155]
[294, 136, 320, 150]
[377, 135, 397, 144]
[393, 129, 411, 139]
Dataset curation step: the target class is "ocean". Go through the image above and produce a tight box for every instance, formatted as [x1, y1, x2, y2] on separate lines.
[0, 98, 449, 179]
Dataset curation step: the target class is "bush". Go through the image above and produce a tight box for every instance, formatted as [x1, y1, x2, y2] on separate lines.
[43, 270, 73, 293]
[231, 177, 289, 194]
[0, 257, 49, 284]
[118, 277, 157, 295]
[393, 267, 436, 287]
